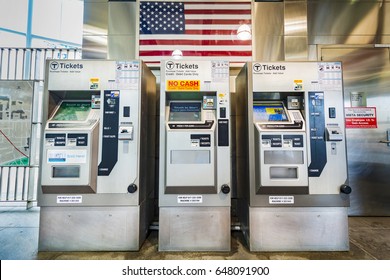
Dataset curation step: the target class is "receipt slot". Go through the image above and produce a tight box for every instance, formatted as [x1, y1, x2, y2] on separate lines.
[159, 60, 231, 251]
[38, 60, 156, 251]
[235, 62, 350, 251]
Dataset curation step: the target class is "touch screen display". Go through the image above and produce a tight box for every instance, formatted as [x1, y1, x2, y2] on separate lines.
[253, 103, 289, 122]
[52, 101, 91, 121]
[169, 102, 202, 122]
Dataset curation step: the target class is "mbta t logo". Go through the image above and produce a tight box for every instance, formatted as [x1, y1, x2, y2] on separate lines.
[50, 61, 59, 70]
[253, 63, 262, 72]
[166, 61, 175, 70]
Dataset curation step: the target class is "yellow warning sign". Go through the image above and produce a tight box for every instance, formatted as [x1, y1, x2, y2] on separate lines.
[294, 79, 303, 90]
[167, 80, 201, 91]
[90, 77, 99, 89]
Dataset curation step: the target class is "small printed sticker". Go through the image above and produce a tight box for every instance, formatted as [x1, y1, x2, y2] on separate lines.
[90, 78, 99, 89]
[177, 195, 203, 204]
[57, 195, 82, 204]
[269, 196, 294, 204]
[47, 150, 87, 164]
[294, 80, 303, 91]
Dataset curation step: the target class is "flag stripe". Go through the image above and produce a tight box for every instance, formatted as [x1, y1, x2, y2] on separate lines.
[185, 3, 251, 10]
[185, 19, 249, 25]
[185, 14, 251, 20]
[186, 24, 251, 30]
[140, 50, 252, 56]
[140, 34, 246, 40]
[185, 30, 241, 35]
[140, 39, 251, 46]
[184, 9, 251, 15]
[141, 45, 251, 51]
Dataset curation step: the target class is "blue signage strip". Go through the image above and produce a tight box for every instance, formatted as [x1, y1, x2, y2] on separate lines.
[308, 92, 327, 177]
[98, 90, 119, 176]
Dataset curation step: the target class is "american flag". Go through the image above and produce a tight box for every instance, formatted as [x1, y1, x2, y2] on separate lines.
[139, 1, 252, 66]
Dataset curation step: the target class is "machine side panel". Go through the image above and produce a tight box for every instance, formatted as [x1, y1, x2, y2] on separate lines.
[249, 207, 349, 251]
[39, 206, 141, 251]
[139, 62, 157, 206]
[159, 207, 230, 251]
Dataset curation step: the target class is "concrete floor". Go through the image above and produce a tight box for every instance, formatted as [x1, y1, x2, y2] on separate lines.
[1, 206, 390, 260]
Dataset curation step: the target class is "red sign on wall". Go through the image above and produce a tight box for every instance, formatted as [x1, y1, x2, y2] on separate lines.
[345, 107, 377, 128]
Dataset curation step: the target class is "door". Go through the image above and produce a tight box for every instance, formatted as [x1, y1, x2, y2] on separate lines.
[321, 46, 390, 216]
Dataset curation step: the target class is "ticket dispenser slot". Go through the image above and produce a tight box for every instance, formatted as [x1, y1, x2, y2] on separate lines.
[118, 125, 134, 140]
[326, 125, 343, 141]
[165, 98, 216, 194]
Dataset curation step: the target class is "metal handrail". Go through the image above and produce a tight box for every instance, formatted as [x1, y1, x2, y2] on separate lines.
[0, 47, 82, 80]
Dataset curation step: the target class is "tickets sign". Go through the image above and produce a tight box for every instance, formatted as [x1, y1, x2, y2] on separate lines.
[345, 107, 377, 128]
[167, 80, 200, 91]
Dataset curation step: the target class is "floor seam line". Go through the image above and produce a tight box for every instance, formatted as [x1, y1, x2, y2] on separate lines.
[349, 238, 378, 260]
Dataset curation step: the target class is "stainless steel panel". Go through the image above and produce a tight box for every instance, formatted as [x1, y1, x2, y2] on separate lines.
[308, 1, 388, 45]
[39, 206, 142, 251]
[83, 2, 108, 35]
[284, 35, 308, 60]
[107, 35, 137, 60]
[285, 2, 307, 37]
[251, 194, 349, 207]
[107, 2, 138, 59]
[310, 36, 377, 45]
[321, 46, 390, 216]
[253, 3, 284, 61]
[284, 2, 308, 60]
[108, 2, 137, 36]
[249, 206, 349, 251]
[82, 36, 108, 59]
[27, 166, 38, 206]
[29, 124, 41, 166]
[83, 2, 108, 58]
[159, 206, 230, 251]
[252, 36, 285, 61]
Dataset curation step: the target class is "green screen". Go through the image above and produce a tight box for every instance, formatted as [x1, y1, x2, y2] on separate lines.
[52, 101, 91, 121]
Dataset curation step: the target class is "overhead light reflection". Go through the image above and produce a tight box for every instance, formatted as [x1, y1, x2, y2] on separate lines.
[237, 24, 252, 41]
[172, 49, 183, 59]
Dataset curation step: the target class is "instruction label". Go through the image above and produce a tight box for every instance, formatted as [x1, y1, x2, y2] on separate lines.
[269, 196, 294, 204]
[57, 195, 82, 204]
[177, 195, 203, 204]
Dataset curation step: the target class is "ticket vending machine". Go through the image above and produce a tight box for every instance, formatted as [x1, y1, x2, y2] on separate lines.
[235, 62, 351, 251]
[38, 60, 156, 251]
[159, 60, 231, 251]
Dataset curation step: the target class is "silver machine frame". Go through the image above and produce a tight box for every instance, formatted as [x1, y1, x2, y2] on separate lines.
[38, 59, 156, 251]
[158, 60, 231, 251]
[235, 62, 350, 251]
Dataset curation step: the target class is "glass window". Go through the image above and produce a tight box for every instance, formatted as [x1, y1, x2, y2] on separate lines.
[0, 31, 26, 47]
[0, 0, 83, 48]
[0, 0, 28, 33]
[32, 0, 83, 45]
